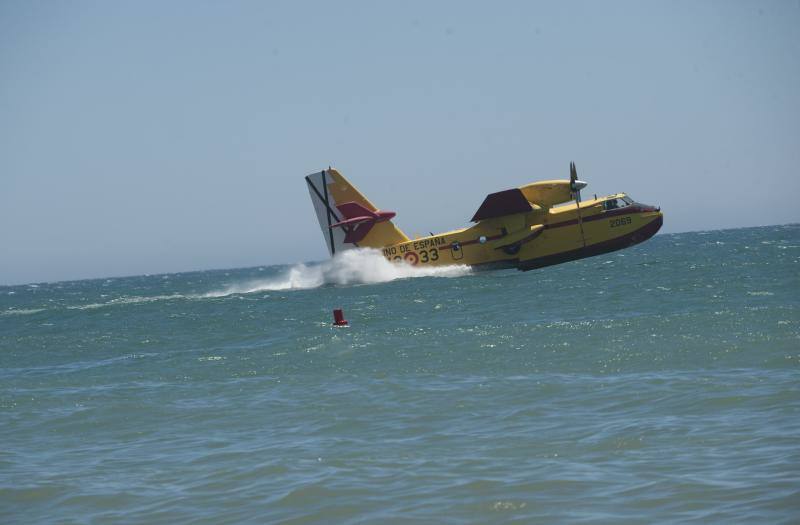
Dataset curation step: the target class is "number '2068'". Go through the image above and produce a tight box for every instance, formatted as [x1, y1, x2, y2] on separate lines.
[609, 216, 632, 228]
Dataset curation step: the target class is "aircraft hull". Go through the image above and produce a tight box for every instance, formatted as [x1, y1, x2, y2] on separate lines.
[380, 203, 663, 272]
[516, 213, 663, 271]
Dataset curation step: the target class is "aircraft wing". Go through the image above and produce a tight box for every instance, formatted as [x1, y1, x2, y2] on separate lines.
[471, 188, 533, 222]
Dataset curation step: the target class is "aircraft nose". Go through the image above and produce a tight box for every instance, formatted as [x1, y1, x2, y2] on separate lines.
[627, 210, 663, 245]
[637, 203, 660, 213]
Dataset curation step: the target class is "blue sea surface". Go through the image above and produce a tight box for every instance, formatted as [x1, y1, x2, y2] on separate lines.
[1, 225, 799, 523]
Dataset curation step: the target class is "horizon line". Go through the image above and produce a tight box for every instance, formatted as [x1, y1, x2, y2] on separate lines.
[2, 222, 797, 288]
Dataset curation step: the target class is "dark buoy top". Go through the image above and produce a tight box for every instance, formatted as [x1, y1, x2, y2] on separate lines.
[332, 308, 348, 326]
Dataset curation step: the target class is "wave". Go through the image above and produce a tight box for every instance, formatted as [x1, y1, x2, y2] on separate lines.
[66, 294, 188, 310]
[0, 308, 46, 316]
[206, 249, 471, 296]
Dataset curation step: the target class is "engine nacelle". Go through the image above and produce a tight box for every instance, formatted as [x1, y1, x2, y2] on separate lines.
[519, 180, 575, 207]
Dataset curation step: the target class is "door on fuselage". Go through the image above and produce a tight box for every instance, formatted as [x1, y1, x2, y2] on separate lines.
[450, 241, 464, 261]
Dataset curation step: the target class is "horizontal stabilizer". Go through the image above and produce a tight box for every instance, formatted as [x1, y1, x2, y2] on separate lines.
[329, 201, 397, 243]
[335, 201, 375, 222]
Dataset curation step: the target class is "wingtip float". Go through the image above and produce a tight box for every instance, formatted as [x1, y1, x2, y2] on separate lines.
[305, 164, 663, 272]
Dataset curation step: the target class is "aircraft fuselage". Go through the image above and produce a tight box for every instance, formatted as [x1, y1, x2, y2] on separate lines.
[380, 194, 663, 271]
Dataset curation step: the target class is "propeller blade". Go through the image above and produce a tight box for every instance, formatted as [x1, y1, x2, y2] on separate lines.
[569, 161, 587, 201]
[569, 161, 577, 196]
[570, 161, 586, 247]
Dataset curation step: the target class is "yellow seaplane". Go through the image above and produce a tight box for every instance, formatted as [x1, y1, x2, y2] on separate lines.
[305, 164, 663, 271]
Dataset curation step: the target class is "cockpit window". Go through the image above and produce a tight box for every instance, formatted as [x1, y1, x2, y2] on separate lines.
[603, 197, 631, 211]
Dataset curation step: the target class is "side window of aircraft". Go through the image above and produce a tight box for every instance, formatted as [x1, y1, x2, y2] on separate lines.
[603, 197, 630, 211]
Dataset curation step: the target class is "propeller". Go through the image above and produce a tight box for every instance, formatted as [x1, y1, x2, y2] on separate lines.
[569, 161, 588, 203]
[569, 161, 588, 247]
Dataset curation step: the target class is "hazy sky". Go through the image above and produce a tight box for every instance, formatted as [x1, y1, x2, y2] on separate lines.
[2, 1, 798, 285]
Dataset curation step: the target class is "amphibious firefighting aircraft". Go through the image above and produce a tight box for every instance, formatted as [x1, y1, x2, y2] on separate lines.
[305, 164, 663, 271]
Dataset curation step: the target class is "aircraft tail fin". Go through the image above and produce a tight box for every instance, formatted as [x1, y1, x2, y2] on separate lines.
[305, 168, 409, 256]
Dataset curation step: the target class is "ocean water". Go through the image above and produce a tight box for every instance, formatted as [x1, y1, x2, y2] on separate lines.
[1, 224, 799, 524]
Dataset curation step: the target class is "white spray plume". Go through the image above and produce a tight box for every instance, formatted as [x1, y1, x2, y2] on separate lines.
[207, 249, 470, 296]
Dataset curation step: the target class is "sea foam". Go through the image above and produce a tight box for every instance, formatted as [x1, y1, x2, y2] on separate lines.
[206, 249, 470, 296]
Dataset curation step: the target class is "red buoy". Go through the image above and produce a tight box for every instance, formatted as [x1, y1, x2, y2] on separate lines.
[332, 308, 348, 326]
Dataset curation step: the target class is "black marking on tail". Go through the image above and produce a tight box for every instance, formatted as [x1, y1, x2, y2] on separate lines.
[321, 170, 336, 255]
[305, 176, 341, 222]
[306, 171, 361, 253]
[305, 173, 342, 256]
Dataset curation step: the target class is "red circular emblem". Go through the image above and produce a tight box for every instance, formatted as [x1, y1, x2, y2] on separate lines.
[404, 252, 419, 265]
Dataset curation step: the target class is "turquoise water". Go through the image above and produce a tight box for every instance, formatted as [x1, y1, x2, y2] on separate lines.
[1, 225, 799, 523]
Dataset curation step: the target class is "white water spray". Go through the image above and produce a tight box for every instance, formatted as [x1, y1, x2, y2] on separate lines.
[207, 249, 471, 296]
